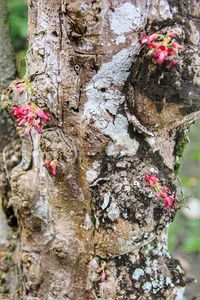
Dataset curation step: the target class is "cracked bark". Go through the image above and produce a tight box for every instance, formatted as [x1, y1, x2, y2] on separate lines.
[0, 0, 19, 298]
[2, 0, 200, 299]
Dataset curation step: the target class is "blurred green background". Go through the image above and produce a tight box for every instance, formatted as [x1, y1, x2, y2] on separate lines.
[169, 123, 200, 299]
[6, 0, 200, 299]
[7, 0, 27, 77]
[169, 123, 200, 254]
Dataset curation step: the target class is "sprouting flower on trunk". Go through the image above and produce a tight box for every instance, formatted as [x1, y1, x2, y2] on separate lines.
[145, 175, 159, 188]
[43, 159, 58, 176]
[140, 32, 184, 67]
[144, 174, 175, 208]
[12, 103, 50, 135]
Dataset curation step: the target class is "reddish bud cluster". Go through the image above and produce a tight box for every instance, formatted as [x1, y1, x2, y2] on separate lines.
[96, 262, 108, 282]
[43, 160, 58, 176]
[12, 103, 50, 135]
[145, 175, 159, 187]
[145, 174, 175, 208]
[15, 83, 26, 95]
[140, 32, 184, 67]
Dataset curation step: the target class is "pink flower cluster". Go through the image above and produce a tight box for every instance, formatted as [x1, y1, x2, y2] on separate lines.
[12, 83, 58, 176]
[140, 32, 184, 67]
[43, 160, 57, 176]
[12, 103, 50, 135]
[145, 174, 175, 208]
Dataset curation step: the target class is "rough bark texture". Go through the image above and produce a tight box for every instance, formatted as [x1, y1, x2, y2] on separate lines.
[1, 0, 200, 299]
[0, 0, 18, 298]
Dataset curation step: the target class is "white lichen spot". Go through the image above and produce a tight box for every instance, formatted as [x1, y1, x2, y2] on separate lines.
[142, 282, 152, 292]
[149, 167, 158, 174]
[89, 258, 99, 271]
[105, 114, 139, 157]
[146, 257, 151, 267]
[101, 192, 110, 210]
[123, 213, 128, 219]
[165, 277, 172, 286]
[86, 169, 99, 183]
[133, 180, 141, 188]
[175, 265, 183, 274]
[85, 47, 137, 100]
[153, 241, 170, 258]
[94, 215, 100, 228]
[174, 287, 185, 300]
[110, 2, 143, 35]
[159, 0, 172, 19]
[132, 268, 144, 280]
[148, 191, 155, 198]
[86, 161, 101, 183]
[83, 213, 93, 230]
[145, 267, 151, 274]
[149, 0, 172, 21]
[84, 44, 141, 157]
[145, 136, 156, 147]
[116, 35, 126, 45]
[107, 202, 120, 221]
[152, 260, 158, 272]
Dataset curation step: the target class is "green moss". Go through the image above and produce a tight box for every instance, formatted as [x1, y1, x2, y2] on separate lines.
[174, 130, 189, 174]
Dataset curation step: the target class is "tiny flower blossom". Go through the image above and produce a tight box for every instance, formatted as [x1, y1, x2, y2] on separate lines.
[140, 32, 184, 67]
[164, 196, 175, 208]
[12, 103, 50, 135]
[144, 173, 176, 208]
[145, 175, 159, 187]
[43, 159, 57, 176]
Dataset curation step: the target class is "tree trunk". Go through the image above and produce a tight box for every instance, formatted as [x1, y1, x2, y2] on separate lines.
[0, 0, 18, 298]
[2, 0, 200, 299]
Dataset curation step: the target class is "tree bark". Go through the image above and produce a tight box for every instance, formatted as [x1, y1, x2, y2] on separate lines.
[0, 0, 18, 298]
[3, 0, 200, 299]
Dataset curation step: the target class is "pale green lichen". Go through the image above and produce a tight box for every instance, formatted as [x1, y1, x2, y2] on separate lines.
[141, 241, 177, 295]
[107, 202, 120, 221]
[173, 287, 185, 300]
[132, 268, 144, 280]
[166, 276, 174, 287]
[152, 242, 171, 258]
[142, 281, 152, 292]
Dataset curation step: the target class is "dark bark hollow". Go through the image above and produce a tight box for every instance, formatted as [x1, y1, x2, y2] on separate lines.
[1, 0, 200, 299]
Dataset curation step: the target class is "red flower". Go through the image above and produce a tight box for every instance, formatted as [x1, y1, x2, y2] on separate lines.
[160, 187, 176, 208]
[35, 107, 50, 122]
[140, 32, 183, 67]
[43, 160, 57, 176]
[140, 33, 158, 45]
[13, 104, 30, 118]
[145, 175, 159, 187]
[164, 196, 175, 208]
[12, 103, 50, 135]
[144, 173, 176, 208]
